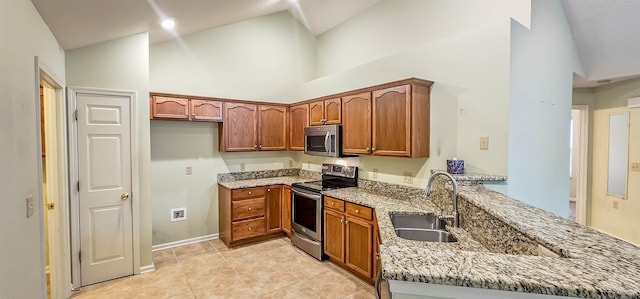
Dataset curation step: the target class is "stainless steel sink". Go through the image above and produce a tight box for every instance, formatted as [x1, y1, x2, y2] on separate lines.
[394, 228, 457, 242]
[390, 213, 457, 242]
[389, 213, 448, 230]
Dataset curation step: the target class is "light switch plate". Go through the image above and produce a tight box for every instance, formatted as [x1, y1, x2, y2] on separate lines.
[185, 166, 192, 175]
[631, 162, 640, 172]
[480, 136, 489, 150]
[26, 195, 34, 218]
[613, 200, 619, 209]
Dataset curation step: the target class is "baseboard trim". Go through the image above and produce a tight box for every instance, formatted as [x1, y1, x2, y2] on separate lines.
[139, 264, 155, 274]
[152, 233, 220, 251]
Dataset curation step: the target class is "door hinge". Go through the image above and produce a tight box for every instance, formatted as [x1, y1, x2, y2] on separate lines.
[74, 109, 78, 121]
[77, 181, 80, 192]
[79, 251, 81, 263]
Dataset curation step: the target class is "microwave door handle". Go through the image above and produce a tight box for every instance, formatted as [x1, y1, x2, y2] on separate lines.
[324, 132, 331, 154]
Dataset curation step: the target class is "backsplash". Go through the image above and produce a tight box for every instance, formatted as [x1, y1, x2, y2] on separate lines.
[217, 168, 302, 182]
[357, 178, 424, 203]
[428, 176, 540, 256]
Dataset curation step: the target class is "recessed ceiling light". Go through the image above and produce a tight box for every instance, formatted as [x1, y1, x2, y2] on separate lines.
[161, 18, 175, 30]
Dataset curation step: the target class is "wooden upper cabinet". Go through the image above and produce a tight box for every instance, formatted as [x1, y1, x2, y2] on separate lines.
[324, 98, 342, 124]
[152, 96, 189, 119]
[289, 104, 309, 151]
[372, 85, 411, 157]
[222, 103, 258, 152]
[309, 98, 341, 126]
[309, 100, 325, 126]
[190, 99, 223, 122]
[258, 105, 287, 151]
[342, 92, 372, 155]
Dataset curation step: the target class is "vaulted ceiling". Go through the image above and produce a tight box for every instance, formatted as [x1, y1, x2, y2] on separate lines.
[31, 0, 640, 87]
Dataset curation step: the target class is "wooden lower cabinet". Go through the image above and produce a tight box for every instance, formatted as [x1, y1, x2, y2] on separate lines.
[219, 185, 287, 247]
[324, 196, 378, 282]
[282, 186, 292, 237]
[266, 185, 282, 233]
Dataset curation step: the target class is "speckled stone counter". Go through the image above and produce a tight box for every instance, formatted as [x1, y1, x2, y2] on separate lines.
[217, 169, 319, 189]
[324, 183, 640, 298]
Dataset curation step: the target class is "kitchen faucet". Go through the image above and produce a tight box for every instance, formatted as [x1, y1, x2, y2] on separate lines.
[425, 171, 459, 227]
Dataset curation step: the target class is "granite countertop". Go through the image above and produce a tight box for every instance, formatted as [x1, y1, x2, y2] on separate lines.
[217, 176, 313, 189]
[217, 173, 640, 298]
[324, 185, 640, 298]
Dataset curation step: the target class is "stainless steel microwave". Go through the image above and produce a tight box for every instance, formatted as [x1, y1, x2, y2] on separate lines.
[304, 124, 343, 157]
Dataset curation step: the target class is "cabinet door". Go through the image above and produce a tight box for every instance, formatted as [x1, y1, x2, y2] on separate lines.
[282, 186, 291, 236]
[342, 92, 372, 155]
[372, 85, 411, 157]
[346, 216, 373, 278]
[324, 209, 345, 261]
[324, 98, 342, 125]
[223, 103, 258, 151]
[153, 96, 189, 119]
[372, 213, 381, 281]
[266, 185, 282, 233]
[259, 105, 287, 151]
[309, 100, 325, 126]
[191, 99, 223, 122]
[289, 104, 308, 151]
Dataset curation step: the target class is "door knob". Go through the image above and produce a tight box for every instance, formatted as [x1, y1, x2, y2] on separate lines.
[121, 193, 129, 200]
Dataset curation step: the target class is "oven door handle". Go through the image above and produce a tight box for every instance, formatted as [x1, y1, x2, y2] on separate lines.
[292, 188, 322, 201]
[324, 132, 331, 154]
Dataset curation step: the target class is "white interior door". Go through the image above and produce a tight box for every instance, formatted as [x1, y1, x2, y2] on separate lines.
[77, 92, 133, 286]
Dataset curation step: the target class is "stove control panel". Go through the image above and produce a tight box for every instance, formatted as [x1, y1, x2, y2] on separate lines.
[322, 163, 357, 179]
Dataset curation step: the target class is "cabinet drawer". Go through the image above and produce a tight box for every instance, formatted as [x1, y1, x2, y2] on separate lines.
[325, 197, 345, 212]
[346, 203, 373, 221]
[231, 198, 265, 221]
[232, 187, 265, 200]
[232, 217, 265, 241]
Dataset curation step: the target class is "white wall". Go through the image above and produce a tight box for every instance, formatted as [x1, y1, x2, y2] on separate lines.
[150, 11, 317, 103]
[588, 77, 640, 245]
[0, 0, 66, 297]
[507, 0, 585, 217]
[65, 33, 153, 267]
[150, 121, 298, 245]
[297, 0, 526, 187]
[315, 0, 530, 77]
[149, 12, 312, 245]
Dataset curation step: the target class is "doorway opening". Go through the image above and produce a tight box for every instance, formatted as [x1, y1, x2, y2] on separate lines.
[570, 105, 589, 225]
[36, 58, 71, 299]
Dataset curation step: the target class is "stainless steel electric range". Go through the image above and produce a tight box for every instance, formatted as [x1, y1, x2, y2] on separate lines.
[290, 163, 357, 260]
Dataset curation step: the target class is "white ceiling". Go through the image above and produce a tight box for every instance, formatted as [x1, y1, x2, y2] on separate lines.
[31, 0, 382, 50]
[561, 0, 640, 87]
[31, 0, 640, 87]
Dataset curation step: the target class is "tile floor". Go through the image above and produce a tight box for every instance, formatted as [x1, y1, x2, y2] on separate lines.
[71, 237, 375, 299]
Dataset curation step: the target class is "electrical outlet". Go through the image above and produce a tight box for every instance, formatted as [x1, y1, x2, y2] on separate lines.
[403, 172, 413, 184]
[185, 166, 192, 175]
[171, 208, 187, 222]
[613, 201, 619, 210]
[372, 169, 378, 179]
[631, 162, 640, 172]
[480, 136, 489, 150]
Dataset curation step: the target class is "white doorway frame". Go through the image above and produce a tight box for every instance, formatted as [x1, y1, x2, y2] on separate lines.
[572, 105, 589, 225]
[68, 87, 141, 289]
[35, 57, 72, 299]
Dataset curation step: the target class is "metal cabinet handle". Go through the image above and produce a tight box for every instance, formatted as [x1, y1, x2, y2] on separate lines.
[248, 227, 252, 231]
[345, 220, 349, 224]
[248, 191, 252, 195]
[355, 209, 360, 213]
[372, 147, 376, 151]
[366, 147, 371, 151]
[121, 193, 129, 200]
[331, 202, 335, 206]
[248, 207, 252, 211]
[340, 218, 344, 224]
[267, 188, 271, 192]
